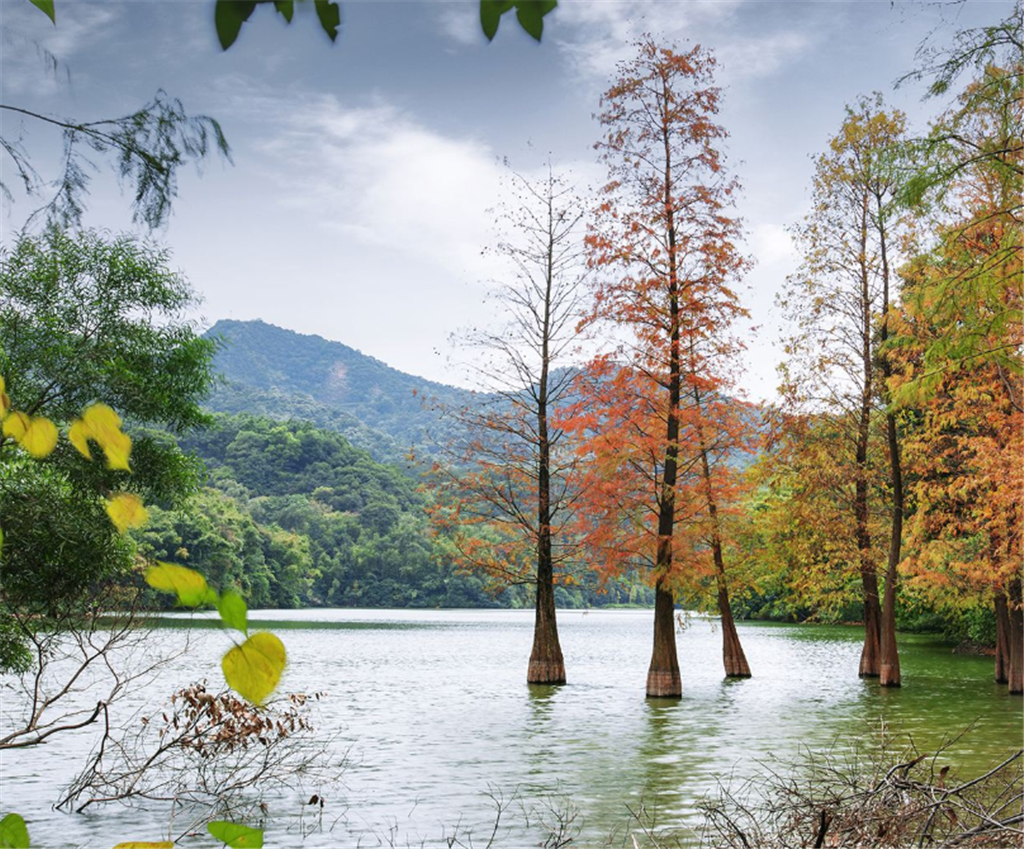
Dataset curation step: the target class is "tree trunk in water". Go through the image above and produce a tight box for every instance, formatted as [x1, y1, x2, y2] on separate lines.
[860, 579, 882, 677]
[856, 474, 881, 677]
[1009, 581, 1023, 695]
[696, 432, 751, 679]
[528, 554, 565, 683]
[717, 574, 751, 678]
[878, 413, 902, 688]
[995, 592, 1010, 685]
[647, 579, 681, 697]
[877, 214, 902, 688]
[527, 234, 565, 686]
[854, 196, 879, 679]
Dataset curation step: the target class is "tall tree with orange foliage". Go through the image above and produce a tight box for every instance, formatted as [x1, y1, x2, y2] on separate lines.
[892, 28, 1022, 692]
[427, 166, 587, 685]
[572, 38, 751, 696]
[779, 95, 908, 684]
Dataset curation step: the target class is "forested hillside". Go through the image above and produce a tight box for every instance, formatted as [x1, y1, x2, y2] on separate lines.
[135, 414, 650, 610]
[204, 320, 473, 461]
[135, 415, 495, 608]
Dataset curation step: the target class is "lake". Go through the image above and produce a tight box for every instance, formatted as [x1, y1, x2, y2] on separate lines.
[2, 609, 1021, 847]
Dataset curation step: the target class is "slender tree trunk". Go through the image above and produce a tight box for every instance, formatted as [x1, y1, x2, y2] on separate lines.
[994, 591, 1010, 685]
[715, 564, 751, 678]
[693, 394, 750, 678]
[528, 448, 564, 683]
[646, 97, 683, 699]
[1008, 580, 1023, 695]
[528, 205, 566, 685]
[855, 417, 881, 677]
[877, 211, 901, 688]
[878, 427, 902, 687]
[855, 203, 881, 678]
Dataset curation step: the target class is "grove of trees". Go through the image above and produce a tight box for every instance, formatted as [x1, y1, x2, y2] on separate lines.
[0, 4, 1020, 845]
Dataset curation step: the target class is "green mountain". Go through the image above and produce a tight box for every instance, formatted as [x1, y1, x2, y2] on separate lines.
[204, 320, 473, 461]
[138, 414, 503, 609]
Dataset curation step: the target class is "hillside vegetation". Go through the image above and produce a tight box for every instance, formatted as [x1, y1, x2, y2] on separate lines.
[205, 320, 473, 462]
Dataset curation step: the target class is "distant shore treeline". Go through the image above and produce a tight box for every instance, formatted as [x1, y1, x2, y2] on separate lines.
[135, 413, 654, 611]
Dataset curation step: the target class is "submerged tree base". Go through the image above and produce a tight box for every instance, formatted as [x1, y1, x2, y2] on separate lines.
[646, 669, 682, 698]
[527, 658, 566, 685]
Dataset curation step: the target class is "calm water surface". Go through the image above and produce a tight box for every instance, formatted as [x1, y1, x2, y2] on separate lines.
[2, 609, 1021, 847]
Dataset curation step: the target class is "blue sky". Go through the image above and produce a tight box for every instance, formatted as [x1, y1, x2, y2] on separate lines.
[0, 0, 1012, 399]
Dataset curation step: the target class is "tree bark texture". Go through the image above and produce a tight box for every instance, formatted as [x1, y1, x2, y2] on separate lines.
[877, 197, 902, 688]
[528, 568, 565, 684]
[716, 573, 751, 678]
[1008, 580, 1023, 695]
[647, 578, 682, 697]
[995, 592, 1010, 685]
[695, 420, 751, 679]
[878, 412, 902, 688]
[856, 469, 881, 677]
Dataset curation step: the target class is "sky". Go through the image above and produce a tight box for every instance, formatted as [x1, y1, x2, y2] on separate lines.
[0, 0, 1014, 400]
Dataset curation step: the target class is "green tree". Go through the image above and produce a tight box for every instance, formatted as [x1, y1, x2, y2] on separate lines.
[0, 226, 217, 665]
[778, 96, 909, 685]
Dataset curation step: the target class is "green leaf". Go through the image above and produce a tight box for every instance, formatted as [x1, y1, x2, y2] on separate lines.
[214, 0, 257, 50]
[479, 0, 511, 41]
[145, 562, 218, 608]
[27, 0, 55, 23]
[272, 0, 293, 22]
[222, 632, 286, 705]
[217, 590, 248, 635]
[514, 0, 544, 41]
[207, 821, 264, 849]
[0, 813, 30, 849]
[314, 0, 341, 42]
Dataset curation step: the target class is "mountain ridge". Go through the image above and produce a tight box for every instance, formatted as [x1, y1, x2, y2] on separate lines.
[204, 319, 473, 461]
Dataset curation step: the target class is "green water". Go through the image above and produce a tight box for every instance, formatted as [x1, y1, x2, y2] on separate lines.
[3, 610, 1020, 847]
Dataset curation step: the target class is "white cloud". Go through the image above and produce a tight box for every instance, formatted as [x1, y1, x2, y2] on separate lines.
[553, 0, 817, 85]
[750, 221, 796, 267]
[435, 4, 483, 47]
[554, 0, 742, 81]
[716, 30, 813, 81]
[256, 96, 503, 284]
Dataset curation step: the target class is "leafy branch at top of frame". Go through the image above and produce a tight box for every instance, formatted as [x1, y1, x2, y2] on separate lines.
[24, 0, 559, 51]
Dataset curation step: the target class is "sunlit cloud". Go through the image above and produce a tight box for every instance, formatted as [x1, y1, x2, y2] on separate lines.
[552, 0, 818, 86]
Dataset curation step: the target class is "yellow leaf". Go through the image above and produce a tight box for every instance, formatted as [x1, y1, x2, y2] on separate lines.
[145, 562, 215, 607]
[105, 493, 149, 533]
[101, 428, 132, 471]
[222, 632, 286, 705]
[68, 418, 93, 460]
[21, 415, 58, 458]
[74, 403, 132, 470]
[0, 375, 9, 419]
[3, 411, 58, 458]
[3, 411, 28, 441]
